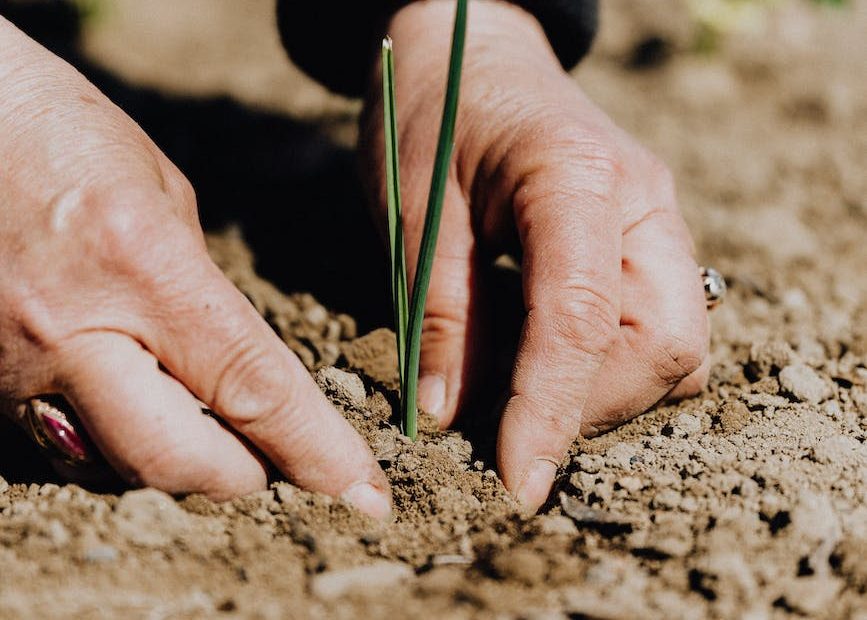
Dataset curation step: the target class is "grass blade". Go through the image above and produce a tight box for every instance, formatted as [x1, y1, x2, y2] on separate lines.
[402, 0, 468, 440]
[382, 37, 409, 395]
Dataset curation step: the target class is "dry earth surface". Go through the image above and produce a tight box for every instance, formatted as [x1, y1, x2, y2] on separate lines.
[1, 0, 867, 618]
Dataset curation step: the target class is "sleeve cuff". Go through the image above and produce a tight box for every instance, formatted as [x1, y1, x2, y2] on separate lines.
[277, 0, 599, 98]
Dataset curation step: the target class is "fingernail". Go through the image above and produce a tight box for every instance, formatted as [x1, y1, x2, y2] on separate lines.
[418, 374, 446, 419]
[341, 482, 392, 520]
[515, 458, 558, 513]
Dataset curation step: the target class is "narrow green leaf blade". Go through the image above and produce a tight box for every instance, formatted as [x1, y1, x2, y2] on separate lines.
[402, 0, 468, 440]
[382, 37, 409, 400]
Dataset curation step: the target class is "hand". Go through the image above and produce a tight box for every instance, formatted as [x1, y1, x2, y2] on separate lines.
[362, 0, 709, 512]
[0, 18, 390, 518]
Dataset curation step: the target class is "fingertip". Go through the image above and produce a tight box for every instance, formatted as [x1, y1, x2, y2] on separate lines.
[341, 481, 393, 521]
[513, 457, 558, 514]
[498, 394, 572, 514]
[417, 373, 447, 425]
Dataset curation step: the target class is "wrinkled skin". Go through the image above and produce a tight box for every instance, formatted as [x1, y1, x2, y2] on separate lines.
[0, 16, 390, 518]
[0, 0, 707, 516]
[362, 0, 709, 510]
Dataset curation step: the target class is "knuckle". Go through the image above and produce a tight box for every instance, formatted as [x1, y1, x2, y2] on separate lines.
[577, 140, 624, 189]
[549, 125, 624, 184]
[211, 337, 302, 430]
[645, 154, 677, 204]
[422, 309, 467, 342]
[540, 290, 619, 359]
[515, 124, 624, 203]
[83, 185, 167, 275]
[421, 315, 464, 354]
[1, 286, 59, 349]
[161, 163, 197, 214]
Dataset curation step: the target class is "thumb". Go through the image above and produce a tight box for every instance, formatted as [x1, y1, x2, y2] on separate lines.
[409, 183, 484, 427]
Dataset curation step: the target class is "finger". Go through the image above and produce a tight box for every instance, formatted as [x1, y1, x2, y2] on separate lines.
[56, 334, 268, 500]
[581, 209, 709, 436]
[497, 159, 623, 513]
[406, 183, 486, 427]
[143, 250, 392, 519]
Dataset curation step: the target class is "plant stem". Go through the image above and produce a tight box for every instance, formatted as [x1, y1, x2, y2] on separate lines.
[401, 0, 468, 440]
[381, 37, 409, 398]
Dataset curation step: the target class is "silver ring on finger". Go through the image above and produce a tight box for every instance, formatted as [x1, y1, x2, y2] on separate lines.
[700, 266, 726, 310]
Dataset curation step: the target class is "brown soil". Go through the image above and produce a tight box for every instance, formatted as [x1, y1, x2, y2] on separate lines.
[2, 1, 867, 618]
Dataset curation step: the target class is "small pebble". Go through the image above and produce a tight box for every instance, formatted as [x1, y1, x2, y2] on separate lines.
[274, 483, 298, 504]
[431, 554, 473, 566]
[652, 489, 682, 510]
[34, 519, 71, 548]
[319, 341, 341, 367]
[535, 515, 578, 536]
[324, 319, 342, 341]
[311, 561, 414, 600]
[673, 413, 703, 436]
[650, 535, 692, 558]
[616, 476, 643, 493]
[811, 435, 864, 465]
[82, 544, 120, 564]
[315, 366, 367, 410]
[336, 314, 357, 340]
[574, 454, 604, 473]
[302, 305, 329, 331]
[780, 576, 843, 616]
[605, 443, 638, 469]
[779, 363, 831, 404]
[749, 340, 797, 377]
[112, 489, 191, 548]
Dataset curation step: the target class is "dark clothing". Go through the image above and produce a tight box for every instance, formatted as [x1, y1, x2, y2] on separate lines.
[277, 0, 599, 97]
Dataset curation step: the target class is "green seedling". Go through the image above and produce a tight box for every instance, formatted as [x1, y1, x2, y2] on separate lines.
[382, 0, 468, 440]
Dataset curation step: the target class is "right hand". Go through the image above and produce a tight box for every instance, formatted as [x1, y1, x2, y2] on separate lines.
[0, 18, 391, 518]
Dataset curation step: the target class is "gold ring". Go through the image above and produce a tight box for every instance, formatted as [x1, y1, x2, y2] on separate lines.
[18, 397, 93, 466]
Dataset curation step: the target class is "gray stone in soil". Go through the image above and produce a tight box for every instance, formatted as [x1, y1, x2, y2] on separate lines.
[315, 366, 367, 410]
[82, 544, 120, 563]
[112, 488, 191, 548]
[779, 363, 831, 404]
[673, 412, 703, 436]
[311, 561, 414, 600]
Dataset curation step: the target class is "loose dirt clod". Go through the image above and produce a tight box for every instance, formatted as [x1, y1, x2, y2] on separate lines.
[779, 363, 832, 404]
[315, 366, 368, 411]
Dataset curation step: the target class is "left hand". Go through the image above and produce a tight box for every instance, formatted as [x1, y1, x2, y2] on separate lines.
[361, 0, 709, 512]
